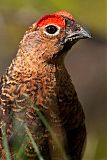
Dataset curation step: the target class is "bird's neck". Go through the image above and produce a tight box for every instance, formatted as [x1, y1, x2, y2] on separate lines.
[7, 50, 67, 83]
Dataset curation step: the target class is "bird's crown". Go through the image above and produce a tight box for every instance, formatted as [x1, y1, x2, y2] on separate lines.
[35, 10, 75, 29]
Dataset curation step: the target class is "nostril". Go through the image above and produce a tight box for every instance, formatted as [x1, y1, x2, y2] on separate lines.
[73, 23, 81, 31]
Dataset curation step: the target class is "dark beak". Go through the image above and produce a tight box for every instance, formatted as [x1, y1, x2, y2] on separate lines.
[66, 26, 91, 41]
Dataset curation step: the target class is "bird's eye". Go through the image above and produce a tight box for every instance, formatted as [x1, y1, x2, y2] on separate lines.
[43, 24, 60, 36]
[45, 25, 58, 34]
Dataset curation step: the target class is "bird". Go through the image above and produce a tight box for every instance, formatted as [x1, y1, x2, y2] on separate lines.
[0, 10, 91, 160]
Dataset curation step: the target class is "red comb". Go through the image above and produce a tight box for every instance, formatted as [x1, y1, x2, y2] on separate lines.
[36, 14, 65, 28]
[55, 10, 75, 21]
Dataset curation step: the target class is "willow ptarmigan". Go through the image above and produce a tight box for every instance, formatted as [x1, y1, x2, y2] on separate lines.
[0, 11, 91, 160]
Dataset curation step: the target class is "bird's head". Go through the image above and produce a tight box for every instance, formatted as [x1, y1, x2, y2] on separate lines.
[21, 11, 91, 64]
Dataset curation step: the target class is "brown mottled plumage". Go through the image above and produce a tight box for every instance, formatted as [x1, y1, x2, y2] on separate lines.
[0, 11, 91, 160]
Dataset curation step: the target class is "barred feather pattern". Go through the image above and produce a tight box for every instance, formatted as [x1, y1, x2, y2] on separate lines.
[0, 10, 88, 160]
[0, 61, 86, 160]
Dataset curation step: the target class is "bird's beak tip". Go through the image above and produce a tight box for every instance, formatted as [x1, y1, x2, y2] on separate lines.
[80, 27, 92, 39]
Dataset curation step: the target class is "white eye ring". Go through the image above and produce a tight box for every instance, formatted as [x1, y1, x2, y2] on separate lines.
[43, 24, 61, 36]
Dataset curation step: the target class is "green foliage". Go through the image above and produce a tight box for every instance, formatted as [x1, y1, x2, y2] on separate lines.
[95, 133, 107, 160]
[1, 123, 11, 160]
[25, 125, 44, 160]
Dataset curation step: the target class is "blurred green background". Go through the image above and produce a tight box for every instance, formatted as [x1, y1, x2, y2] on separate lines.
[0, 0, 106, 159]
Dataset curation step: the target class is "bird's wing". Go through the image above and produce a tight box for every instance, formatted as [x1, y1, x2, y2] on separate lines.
[0, 79, 50, 159]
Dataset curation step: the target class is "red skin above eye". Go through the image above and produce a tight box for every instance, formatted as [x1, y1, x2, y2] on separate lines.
[55, 10, 75, 21]
[36, 14, 65, 28]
